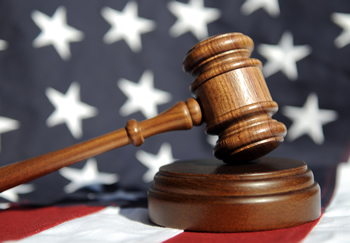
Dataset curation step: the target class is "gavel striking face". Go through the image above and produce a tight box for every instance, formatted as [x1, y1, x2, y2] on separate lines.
[0, 33, 287, 192]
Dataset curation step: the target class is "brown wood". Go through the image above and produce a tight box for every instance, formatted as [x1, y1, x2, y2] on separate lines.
[0, 99, 202, 192]
[0, 33, 287, 192]
[148, 157, 321, 232]
[184, 33, 287, 162]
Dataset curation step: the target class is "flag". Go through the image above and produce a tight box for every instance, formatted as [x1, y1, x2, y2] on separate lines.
[0, 205, 322, 242]
[0, 0, 350, 241]
[1, 158, 349, 242]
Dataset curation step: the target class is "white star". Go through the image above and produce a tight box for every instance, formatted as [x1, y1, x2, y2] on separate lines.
[207, 135, 217, 147]
[241, 0, 280, 17]
[118, 70, 172, 119]
[96, 189, 146, 201]
[331, 12, 350, 48]
[101, 2, 156, 52]
[258, 31, 311, 81]
[0, 116, 20, 152]
[0, 40, 8, 51]
[0, 184, 34, 202]
[0, 203, 10, 209]
[282, 93, 338, 144]
[59, 158, 119, 194]
[168, 0, 221, 40]
[136, 143, 176, 182]
[31, 6, 84, 60]
[46, 82, 98, 139]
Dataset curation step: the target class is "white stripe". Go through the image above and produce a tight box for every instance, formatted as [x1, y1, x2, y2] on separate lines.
[16, 207, 183, 243]
[303, 161, 350, 243]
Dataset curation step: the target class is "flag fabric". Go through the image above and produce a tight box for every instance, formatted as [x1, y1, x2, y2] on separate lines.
[304, 158, 350, 243]
[1, 0, 350, 241]
[0, 206, 321, 242]
[1, 159, 349, 243]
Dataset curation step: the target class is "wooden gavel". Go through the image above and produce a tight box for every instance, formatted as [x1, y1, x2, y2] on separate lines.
[0, 33, 286, 193]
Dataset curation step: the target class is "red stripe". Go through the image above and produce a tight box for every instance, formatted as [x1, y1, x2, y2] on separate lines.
[0, 205, 104, 242]
[165, 216, 322, 243]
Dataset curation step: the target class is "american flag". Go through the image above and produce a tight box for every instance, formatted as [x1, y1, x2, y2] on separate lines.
[0, 0, 350, 241]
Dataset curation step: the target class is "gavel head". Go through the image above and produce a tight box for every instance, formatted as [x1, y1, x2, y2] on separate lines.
[183, 33, 287, 163]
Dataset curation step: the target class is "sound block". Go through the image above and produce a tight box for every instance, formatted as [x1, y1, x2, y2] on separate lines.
[148, 157, 321, 232]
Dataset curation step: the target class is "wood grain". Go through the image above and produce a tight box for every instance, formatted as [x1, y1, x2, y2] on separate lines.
[148, 157, 321, 232]
[183, 33, 287, 162]
[0, 99, 201, 192]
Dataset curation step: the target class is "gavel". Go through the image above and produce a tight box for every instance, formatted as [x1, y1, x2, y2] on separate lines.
[0, 33, 287, 193]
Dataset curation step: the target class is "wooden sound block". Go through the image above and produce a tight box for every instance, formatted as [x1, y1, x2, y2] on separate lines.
[148, 157, 321, 232]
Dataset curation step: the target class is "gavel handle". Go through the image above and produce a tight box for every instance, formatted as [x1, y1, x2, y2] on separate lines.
[0, 98, 202, 193]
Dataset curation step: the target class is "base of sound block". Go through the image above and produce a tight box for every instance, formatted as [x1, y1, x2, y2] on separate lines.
[148, 157, 321, 232]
